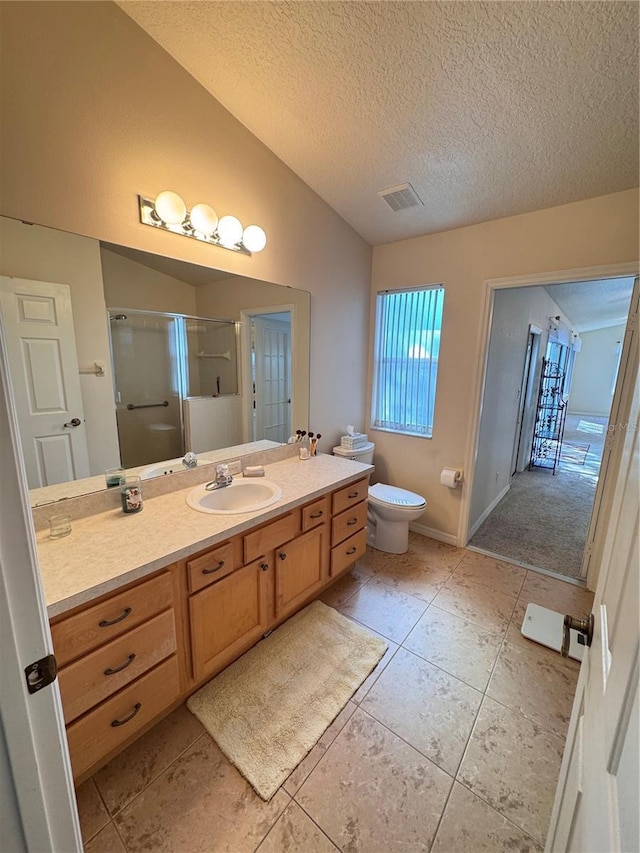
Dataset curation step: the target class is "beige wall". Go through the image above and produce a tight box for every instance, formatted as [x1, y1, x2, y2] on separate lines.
[100, 248, 197, 315]
[0, 1, 371, 455]
[569, 324, 627, 417]
[0, 216, 120, 475]
[371, 189, 639, 539]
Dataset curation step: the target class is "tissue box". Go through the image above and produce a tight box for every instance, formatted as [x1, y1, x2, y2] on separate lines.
[341, 433, 368, 450]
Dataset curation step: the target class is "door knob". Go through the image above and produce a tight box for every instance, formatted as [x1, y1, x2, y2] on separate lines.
[63, 417, 82, 428]
[561, 613, 594, 657]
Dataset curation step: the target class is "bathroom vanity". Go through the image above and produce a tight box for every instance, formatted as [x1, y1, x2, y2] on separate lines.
[38, 454, 371, 783]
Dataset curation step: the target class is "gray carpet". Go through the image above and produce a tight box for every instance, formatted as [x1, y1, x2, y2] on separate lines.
[469, 468, 597, 578]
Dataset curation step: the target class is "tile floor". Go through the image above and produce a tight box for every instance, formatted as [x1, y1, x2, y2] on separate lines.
[77, 534, 594, 852]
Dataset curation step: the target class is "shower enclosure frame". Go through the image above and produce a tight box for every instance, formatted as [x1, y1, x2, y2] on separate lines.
[107, 307, 241, 467]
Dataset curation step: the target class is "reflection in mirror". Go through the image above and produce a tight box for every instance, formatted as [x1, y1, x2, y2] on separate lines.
[0, 215, 310, 505]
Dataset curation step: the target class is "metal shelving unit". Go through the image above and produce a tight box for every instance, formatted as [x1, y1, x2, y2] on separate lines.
[528, 358, 567, 475]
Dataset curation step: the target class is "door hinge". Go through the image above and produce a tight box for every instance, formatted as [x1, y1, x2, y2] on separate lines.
[24, 654, 58, 694]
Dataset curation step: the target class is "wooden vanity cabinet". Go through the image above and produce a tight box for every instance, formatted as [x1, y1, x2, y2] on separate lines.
[189, 554, 270, 681]
[274, 523, 329, 620]
[330, 476, 369, 578]
[51, 569, 183, 781]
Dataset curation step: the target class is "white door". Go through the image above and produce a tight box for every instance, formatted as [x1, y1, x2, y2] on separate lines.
[0, 326, 81, 851]
[581, 278, 638, 583]
[0, 277, 90, 488]
[546, 358, 639, 851]
[253, 315, 291, 443]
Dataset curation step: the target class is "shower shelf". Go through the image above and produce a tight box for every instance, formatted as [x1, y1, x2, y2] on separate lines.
[197, 351, 232, 360]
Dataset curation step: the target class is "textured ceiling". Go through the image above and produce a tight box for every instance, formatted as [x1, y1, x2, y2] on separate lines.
[545, 277, 635, 333]
[117, 1, 639, 246]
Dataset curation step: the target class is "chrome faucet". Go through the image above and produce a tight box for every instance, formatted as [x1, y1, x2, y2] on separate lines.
[182, 451, 198, 469]
[205, 464, 233, 491]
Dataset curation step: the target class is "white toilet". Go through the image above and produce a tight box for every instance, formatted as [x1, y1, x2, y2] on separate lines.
[332, 441, 426, 554]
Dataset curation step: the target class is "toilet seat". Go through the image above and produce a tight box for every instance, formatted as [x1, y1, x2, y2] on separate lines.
[368, 483, 426, 510]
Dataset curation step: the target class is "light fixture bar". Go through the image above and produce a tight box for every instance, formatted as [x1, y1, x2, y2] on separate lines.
[138, 195, 255, 256]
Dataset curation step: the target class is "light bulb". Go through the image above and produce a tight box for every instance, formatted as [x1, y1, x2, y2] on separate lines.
[154, 191, 187, 225]
[217, 215, 243, 247]
[190, 203, 218, 235]
[242, 225, 267, 253]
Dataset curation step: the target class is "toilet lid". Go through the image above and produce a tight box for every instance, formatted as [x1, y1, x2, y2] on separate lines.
[368, 483, 426, 509]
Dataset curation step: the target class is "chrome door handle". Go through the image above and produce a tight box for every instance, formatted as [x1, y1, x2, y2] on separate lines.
[561, 613, 594, 657]
[64, 417, 82, 428]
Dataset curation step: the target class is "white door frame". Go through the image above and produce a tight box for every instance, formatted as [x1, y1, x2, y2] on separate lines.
[458, 261, 639, 589]
[239, 303, 296, 443]
[0, 317, 81, 850]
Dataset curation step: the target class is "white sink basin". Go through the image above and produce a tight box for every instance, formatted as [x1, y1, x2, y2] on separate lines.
[141, 459, 202, 480]
[186, 479, 282, 514]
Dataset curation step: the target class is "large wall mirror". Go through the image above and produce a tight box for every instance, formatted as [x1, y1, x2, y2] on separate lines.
[0, 216, 310, 506]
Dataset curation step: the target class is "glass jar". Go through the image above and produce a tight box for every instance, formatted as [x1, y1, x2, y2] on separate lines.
[120, 475, 143, 514]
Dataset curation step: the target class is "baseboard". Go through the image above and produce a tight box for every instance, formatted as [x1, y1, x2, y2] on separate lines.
[409, 522, 458, 547]
[466, 482, 511, 540]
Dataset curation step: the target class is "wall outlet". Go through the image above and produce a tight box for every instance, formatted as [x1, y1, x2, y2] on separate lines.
[227, 459, 242, 475]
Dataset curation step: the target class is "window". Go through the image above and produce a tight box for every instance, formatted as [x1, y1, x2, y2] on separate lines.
[371, 286, 444, 438]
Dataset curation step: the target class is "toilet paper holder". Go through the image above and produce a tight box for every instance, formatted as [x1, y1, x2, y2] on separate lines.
[440, 468, 463, 488]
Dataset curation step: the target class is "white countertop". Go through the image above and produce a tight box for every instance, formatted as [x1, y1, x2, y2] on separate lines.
[38, 454, 372, 619]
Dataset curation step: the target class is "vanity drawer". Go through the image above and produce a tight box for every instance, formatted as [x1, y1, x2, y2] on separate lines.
[58, 609, 177, 724]
[331, 500, 368, 547]
[66, 655, 180, 780]
[243, 511, 300, 563]
[302, 496, 330, 532]
[330, 528, 367, 578]
[187, 541, 237, 594]
[51, 572, 174, 667]
[332, 478, 369, 516]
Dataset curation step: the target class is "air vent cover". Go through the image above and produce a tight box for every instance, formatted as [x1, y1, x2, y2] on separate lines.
[378, 182, 423, 212]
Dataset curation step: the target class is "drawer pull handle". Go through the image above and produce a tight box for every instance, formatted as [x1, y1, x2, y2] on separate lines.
[111, 702, 141, 728]
[310, 511, 324, 518]
[348, 491, 359, 499]
[202, 560, 225, 575]
[99, 607, 132, 628]
[260, 563, 269, 572]
[278, 552, 287, 561]
[346, 547, 357, 555]
[104, 653, 136, 676]
[347, 517, 358, 526]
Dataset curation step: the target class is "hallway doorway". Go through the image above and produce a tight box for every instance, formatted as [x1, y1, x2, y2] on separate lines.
[467, 274, 635, 583]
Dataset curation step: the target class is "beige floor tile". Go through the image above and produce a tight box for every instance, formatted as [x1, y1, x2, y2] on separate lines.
[114, 736, 290, 852]
[84, 822, 126, 853]
[487, 640, 579, 738]
[75, 779, 109, 844]
[432, 782, 543, 852]
[361, 648, 482, 775]
[296, 709, 452, 853]
[350, 630, 399, 705]
[404, 605, 504, 691]
[356, 546, 393, 574]
[94, 703, 207, 815]
[458, 696, 565, 844]
[518, 572, 594, 616]
[319, 571, 367, 608]
[408, 534, 467, 571]
[455, 551, 527, 598]
[374, 557, 452, 603]
[257, 801, 338, 852]
[338, 577, 428, 642]
[351, 558, 380, 582]
[283, 702, 357, 796]
[432, 574, 516, 634]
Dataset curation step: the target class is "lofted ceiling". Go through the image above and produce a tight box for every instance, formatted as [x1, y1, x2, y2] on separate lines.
[117, 1, 639, 247]
[545, 278, 635, 333]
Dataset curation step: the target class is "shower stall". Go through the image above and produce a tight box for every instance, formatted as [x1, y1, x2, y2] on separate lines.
[108, 310, 239, 469]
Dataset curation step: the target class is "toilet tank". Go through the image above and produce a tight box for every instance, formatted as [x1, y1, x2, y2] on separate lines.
[332, 441, 375, 465]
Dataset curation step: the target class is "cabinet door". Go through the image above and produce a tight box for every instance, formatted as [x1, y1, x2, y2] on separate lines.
[275, 525, 328, 620]
[189, 557, 270, 682]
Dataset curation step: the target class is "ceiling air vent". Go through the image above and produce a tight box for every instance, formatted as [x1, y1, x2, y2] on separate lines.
[378, 182, 423, 212]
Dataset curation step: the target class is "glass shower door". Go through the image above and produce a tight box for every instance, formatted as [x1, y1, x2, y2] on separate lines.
[110, 312, 183, 468]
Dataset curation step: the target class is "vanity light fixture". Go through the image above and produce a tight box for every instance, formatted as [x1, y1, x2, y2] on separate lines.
[138, 191, 267, 255]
